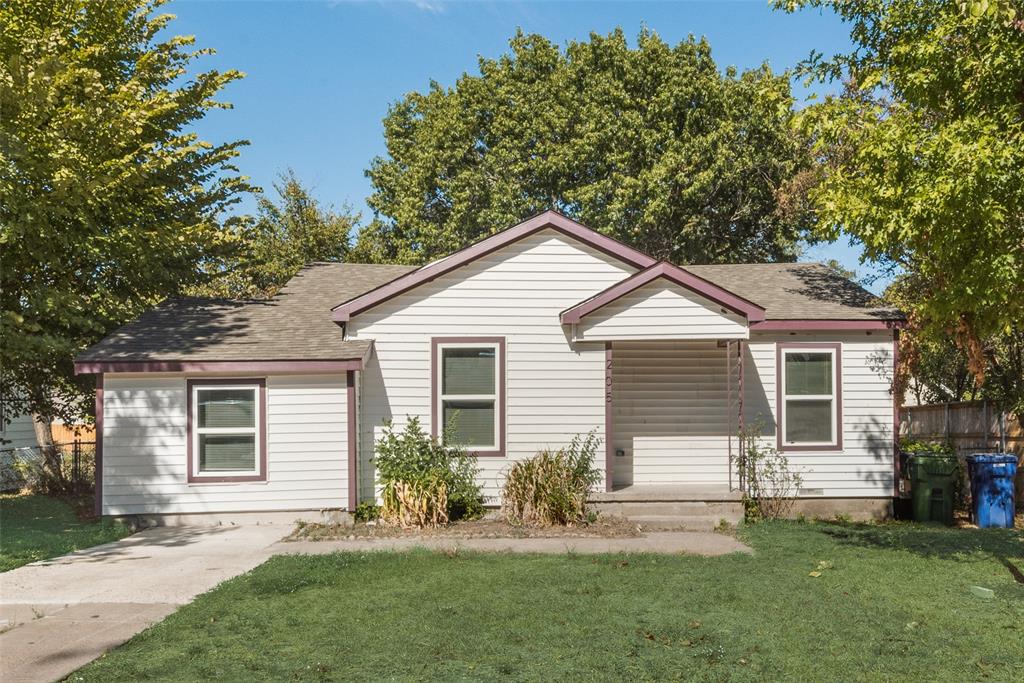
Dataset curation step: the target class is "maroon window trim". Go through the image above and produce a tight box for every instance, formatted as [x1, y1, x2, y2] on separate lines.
[94, 374, 104, 517]
[431, 337, 506, 458]
[333, 211, 657, 322]
[186, 378, 268, 483]
[776, 342, 843, 453]
[561, 261, 766, 324]
[347, 370, 358, 510]
[75, 359, 365, 376]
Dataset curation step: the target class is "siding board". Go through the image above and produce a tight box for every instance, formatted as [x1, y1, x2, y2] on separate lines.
[102, 374, 349, 515]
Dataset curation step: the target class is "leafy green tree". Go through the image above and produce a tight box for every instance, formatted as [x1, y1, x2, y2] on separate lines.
[0, 0, 252, 434]
[354, 29, 810, 265]
[776, 0, 1024, 381]
[195, 170, 359, 299]
[887, 276, 1023, 423]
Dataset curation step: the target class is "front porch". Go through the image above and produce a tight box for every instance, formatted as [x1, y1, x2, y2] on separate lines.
[606, 340, 754, 494]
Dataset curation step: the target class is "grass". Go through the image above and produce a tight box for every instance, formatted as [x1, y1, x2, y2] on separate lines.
[73, 521, 1023, 682]
[0, 493, 132, 571]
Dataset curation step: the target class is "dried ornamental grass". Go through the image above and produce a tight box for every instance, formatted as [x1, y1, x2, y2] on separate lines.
[502, 432, 601, 526]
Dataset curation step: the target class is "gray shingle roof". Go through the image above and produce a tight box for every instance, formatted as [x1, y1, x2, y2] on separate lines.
[685, 262, 901, 321]
[78, 259, 899, 363]
[76, 263, 416, 362]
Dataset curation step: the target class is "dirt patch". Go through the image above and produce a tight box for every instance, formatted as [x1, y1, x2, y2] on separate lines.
[287, 515, 643, 542]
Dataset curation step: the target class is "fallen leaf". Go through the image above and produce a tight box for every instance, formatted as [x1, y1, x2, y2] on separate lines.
[809, 571, 822, 578]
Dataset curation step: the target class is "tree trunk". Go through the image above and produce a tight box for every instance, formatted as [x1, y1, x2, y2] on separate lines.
[31, 414, 66, 494]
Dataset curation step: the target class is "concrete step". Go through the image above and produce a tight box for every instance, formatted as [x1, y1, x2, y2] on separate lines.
[628, 515, 740, 532]
[592, 500, 744, 519]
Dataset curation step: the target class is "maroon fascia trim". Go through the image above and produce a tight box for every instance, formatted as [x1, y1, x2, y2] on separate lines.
[332, 211, 657, 322]
[605, 342, 614, 492]
[752, 319, 905, 332]
[431, 337, 506, 457]
[94, 374, 104, 518]
[346, 370, 358, 511]
[561, 261, 766, 324]
[776, 342, 843, 453]
[186, 378, 268, 483]
[892, 329, 901, 496]
[75, 359, 366, 375]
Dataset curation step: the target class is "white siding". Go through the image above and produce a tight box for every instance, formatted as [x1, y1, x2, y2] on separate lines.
[612, 341, 732, 487]
[350, 229, 636, 502]
[101, 374, 350, 515]
[578, 280, 748, 341]
[1, 412, 39, 450]
[743, 332, 896, 497]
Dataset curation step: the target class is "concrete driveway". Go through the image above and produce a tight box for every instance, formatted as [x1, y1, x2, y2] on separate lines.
[0, 524, 288, 682]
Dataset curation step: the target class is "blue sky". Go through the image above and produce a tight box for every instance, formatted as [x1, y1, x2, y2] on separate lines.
[169, 0, 886, 291]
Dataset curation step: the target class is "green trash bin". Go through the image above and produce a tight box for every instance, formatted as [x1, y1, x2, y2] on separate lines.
[908, 453, 959, 525]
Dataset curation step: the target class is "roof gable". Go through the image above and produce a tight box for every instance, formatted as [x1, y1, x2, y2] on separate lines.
[331, 211, 657, 322]
[561, 262, 766, 325]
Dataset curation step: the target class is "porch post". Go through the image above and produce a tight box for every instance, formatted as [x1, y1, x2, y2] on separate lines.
[605, 342, 613, 492]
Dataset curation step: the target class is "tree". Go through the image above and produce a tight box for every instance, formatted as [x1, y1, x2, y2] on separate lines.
[887, 275, 1023, 424]
[354, 29, 811, 265]
[195, 170, 359, 299]
[0, 0, 252, 435]
[776, 0, 1024, 383]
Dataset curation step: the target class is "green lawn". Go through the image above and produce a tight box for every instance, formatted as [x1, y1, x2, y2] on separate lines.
[0, 494, 132, 571]
[74, 521, 1023, 682]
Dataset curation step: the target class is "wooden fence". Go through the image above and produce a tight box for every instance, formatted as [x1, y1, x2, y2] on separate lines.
[900, 401, 1023, 494]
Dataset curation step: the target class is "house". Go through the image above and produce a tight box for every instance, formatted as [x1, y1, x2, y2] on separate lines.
[74, 212, 903, 523]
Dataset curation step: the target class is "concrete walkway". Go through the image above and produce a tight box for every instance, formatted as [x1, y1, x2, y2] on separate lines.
[1, 527, 749, 682]
[0, 525, 288, 682]
[281, 530, 752, 557]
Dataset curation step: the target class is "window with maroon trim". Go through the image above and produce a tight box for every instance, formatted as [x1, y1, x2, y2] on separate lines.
[779, 345, 842, 450]
[188, 380, 266, 481]
[432, 338, 504, 455]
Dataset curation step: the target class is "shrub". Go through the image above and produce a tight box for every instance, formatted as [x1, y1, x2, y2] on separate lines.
[739, 425, 803, 522]
[373, 417, 484, 527]
[502, 431, 602, 526]
[353, 501, 380, 522]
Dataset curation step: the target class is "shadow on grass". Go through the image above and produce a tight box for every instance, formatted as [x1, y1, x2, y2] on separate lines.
[815, 520, 1024, 584]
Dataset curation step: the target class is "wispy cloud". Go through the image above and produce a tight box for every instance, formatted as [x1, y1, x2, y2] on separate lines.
[411, 0, 446, 13]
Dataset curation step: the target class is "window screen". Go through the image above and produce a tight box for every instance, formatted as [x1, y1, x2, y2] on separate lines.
[438, 345, 499, 449]
[193, 387, 258, 474]
[783, 350, 837, 446]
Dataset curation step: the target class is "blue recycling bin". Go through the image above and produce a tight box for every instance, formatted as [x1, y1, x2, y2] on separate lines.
[966, 454, 1018, 528]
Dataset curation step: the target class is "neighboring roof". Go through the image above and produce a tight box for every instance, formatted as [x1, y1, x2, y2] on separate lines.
[561, 262, 767, 325]
[75, 263, 416, 366]
[331, 210, 657, 322]
[683, 262, 901, 322]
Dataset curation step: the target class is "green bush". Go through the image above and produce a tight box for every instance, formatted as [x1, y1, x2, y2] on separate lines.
[739, 424, 803, 523]
[353, 501, 380, 522]
[502, 431, 602, 526]
[899, 438, 954, 457]
[373, 417, 484, 526]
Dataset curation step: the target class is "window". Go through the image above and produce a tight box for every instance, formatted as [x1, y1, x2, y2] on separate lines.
[778, 344, 842, 450]
[188, 379, 266, 482]
[432, 338, 504, 455]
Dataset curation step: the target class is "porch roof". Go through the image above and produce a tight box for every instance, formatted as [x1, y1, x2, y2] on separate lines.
[560, 261, 766, 325]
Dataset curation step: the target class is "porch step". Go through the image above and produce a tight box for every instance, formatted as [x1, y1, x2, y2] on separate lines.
[592, 500, 744, 530]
